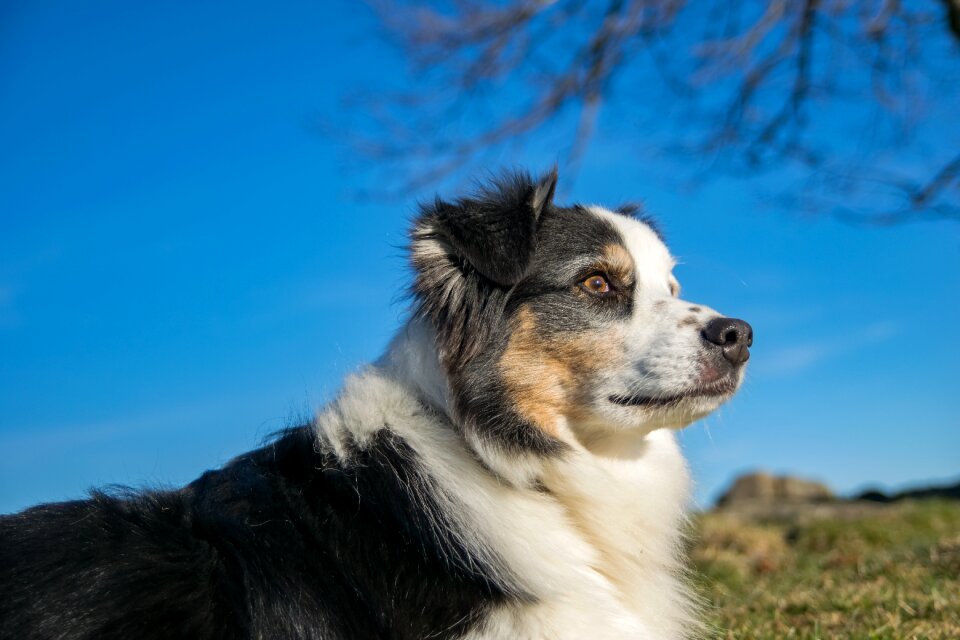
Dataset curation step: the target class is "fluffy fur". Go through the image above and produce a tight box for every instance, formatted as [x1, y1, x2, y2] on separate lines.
[0, 169, 752, 639]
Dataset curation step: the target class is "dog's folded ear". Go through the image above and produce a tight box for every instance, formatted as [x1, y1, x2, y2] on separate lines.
[410, 168, 558, 366]
[418, 168, 557, 286]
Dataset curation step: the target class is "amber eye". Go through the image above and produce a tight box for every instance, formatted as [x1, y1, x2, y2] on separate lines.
[581, 273, 611, 295]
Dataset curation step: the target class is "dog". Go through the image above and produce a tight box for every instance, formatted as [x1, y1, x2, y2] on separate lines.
[0, 169, 752, 639]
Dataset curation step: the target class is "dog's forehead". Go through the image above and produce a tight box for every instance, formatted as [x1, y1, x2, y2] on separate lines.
[527, 203, 672, 283]
[589, 206, 675, 274]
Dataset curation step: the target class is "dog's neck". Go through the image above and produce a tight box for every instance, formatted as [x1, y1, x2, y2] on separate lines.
[377, 319, 454, 419]
[376, 320, 549, 486]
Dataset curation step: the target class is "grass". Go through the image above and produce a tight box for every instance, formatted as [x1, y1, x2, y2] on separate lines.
[691, 500, 960, 639]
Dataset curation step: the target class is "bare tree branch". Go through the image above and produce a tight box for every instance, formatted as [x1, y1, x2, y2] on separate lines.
[340, 0, 959, 221]
[943, 0, 960, 40]
[912, 151, 960, 209]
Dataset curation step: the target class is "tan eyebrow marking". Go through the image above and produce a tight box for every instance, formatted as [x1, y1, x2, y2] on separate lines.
[599, 243, 635, 287]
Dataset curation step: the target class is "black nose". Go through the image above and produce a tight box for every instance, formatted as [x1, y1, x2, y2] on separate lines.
[701, 317, 753, 366]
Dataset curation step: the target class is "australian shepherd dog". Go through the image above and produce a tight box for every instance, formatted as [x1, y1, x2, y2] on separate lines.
[0, 169, 752, 639]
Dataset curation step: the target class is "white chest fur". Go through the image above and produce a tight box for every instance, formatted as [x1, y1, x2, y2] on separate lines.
[316, 364, 696, 640]
[472, 431, 694, 639]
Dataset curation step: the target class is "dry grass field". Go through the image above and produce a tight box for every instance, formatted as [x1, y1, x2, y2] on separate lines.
[691, 500, 960, 639]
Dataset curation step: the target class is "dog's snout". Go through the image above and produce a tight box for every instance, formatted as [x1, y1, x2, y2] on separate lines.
[701, 317, 753, 366]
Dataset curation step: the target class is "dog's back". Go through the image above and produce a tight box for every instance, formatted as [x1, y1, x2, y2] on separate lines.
[0, 426, 505, 639]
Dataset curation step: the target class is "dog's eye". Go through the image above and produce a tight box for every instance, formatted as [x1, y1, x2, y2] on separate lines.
[581, 273, 611, 295]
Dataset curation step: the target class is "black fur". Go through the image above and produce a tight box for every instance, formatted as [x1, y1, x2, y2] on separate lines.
[431, 168, 556, 287]
[0, 426, 513, 639]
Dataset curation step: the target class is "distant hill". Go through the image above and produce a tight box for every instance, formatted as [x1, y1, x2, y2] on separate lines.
[854, 480, 960, 503]
[715, 472, 960, 511]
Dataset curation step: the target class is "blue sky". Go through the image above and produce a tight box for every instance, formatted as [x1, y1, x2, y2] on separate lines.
[1, 1, 958, 513]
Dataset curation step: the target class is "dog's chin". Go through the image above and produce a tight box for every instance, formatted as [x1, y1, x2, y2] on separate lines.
[609, 378, 738, 408]
[605, 378, 740, 430]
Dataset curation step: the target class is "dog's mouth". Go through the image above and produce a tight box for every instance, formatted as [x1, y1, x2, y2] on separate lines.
[608, 379, 738, 408]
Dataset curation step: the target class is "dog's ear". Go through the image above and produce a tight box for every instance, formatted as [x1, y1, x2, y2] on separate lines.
[420, 168, 557, 286]
[410, 168, 558, 364]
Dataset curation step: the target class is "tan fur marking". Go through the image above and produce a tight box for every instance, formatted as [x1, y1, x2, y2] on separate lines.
[678, 316, 699, 328]
[600, 243, 635, 288]
[500, 306, 623, 438]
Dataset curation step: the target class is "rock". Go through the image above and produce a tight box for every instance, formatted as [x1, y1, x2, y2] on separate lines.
[716, 471, 833, 508]
[776, 476, 834, 502]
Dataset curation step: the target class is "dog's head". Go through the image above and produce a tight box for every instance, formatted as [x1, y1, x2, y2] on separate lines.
[410, 169, 751, 456]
